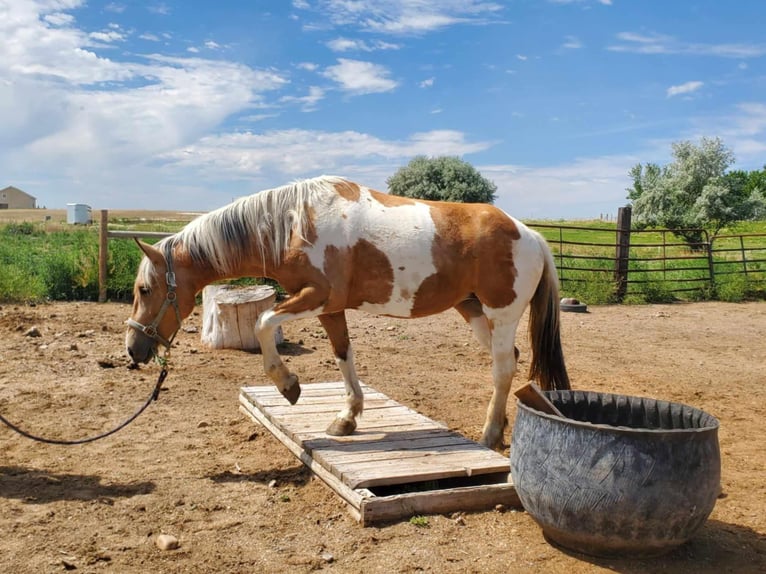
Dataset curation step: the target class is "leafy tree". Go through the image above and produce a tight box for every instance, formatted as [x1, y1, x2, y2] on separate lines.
[627, 137, 766, 246]
[387, 156, 497, 204]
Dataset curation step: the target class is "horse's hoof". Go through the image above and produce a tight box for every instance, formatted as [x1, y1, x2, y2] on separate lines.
[479, 436, 505, 453]
[280, 383, 301, 405]
[326, 418, 356, 436]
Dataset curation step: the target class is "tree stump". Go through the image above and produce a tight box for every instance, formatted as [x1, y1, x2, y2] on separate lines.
[201, 285, 283, 351]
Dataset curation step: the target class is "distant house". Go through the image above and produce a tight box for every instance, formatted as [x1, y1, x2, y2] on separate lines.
[0, 186, 36, 209]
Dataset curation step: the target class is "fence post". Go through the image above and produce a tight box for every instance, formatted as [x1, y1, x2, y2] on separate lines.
[614, 206, 632, 302]
[98, 209, 108, 303]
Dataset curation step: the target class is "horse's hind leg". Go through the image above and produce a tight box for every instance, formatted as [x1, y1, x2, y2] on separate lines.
[479, 308, 521, 451]
[318, 311, 363, 436]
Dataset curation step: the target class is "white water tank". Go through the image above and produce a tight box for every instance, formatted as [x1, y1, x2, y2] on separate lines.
[66, 203, 92, 224]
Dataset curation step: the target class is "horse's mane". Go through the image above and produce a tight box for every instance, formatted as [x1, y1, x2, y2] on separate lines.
[139, 175, 347, 282]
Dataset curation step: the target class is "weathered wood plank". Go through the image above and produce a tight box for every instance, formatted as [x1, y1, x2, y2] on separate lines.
[239, 383, 520, 525]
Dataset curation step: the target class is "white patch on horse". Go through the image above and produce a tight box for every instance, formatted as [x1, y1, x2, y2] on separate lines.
[305, 185, 438, 317]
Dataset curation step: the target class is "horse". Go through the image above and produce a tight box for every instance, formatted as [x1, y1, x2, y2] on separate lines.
[125, 175, 570, 451]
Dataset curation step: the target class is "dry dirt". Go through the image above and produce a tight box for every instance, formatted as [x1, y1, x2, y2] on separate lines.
[1, 301, 764, 574]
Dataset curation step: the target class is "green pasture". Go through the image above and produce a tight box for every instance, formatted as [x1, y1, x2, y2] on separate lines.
[1, 217, 764, 304]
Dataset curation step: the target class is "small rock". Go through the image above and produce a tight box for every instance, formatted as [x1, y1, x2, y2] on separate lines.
[454, 516, 466, 526]
[268, 479, 278, 488]
[24, 326, 41, 338]
[494, 504, 507, 513]
[320, 552, 334, 563]
[197, 421, 210, 428]
[69, 343, 79, 351]
[156, 534, 179, 551]
[182, 326, 198, 333]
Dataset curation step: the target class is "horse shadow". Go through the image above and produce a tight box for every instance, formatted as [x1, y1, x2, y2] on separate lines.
[548, 519, 766, 573]
[0, 465, 155, 504]
[235, 341, 314, 357]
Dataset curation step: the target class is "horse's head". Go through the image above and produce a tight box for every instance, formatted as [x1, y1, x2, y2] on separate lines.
[125, 239, 197, 365]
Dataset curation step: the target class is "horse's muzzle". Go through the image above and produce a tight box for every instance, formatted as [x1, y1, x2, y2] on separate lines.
[125, 329, 156, 365]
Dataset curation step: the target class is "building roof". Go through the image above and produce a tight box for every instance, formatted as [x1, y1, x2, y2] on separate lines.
[0, 186, 36, 200]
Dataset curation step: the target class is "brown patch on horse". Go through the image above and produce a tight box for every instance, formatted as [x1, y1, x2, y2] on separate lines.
[333, 180, 361, 202]
[368, 188, 417, 207]
[322, 239, 394, 310]
[412, 203, 521, 315]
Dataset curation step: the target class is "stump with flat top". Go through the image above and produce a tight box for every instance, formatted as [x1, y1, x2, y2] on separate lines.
[201, 284, 283, 351]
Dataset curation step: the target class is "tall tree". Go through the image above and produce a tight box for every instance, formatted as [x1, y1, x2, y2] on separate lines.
[387, 156, 497, 204]
[627, 137, 766, 245]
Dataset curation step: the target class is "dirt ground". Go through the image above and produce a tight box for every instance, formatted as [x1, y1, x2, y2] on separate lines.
[1, 300, 764, 573]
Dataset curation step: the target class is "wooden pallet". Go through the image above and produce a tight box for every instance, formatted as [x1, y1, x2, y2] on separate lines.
[239, 382, 520, 525]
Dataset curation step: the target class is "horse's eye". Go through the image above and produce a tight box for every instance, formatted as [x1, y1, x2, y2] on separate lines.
[138, 286, 151, 296]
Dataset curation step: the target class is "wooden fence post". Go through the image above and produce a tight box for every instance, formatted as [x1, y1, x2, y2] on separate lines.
[614, 206, 632, 302]
[98, 209, 108, 303]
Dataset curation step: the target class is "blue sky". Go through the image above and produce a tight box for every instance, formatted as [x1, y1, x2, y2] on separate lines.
[2, 1, 766, 219]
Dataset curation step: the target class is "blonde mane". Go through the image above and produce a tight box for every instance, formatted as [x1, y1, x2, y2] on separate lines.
[139, 175, 347, 282]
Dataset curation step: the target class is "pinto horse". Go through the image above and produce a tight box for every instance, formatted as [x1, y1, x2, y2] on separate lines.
[125, 176, 569, 450]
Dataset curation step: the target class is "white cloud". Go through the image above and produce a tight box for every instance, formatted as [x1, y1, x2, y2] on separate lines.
[516, 54, 528, 61]
[667, 81, 703, 98]
[294, 0, 504, 35]
[279, 86, 325, 111]
[561, 36, 582, 50]
[609, 32, 766, 58]
[481, 154, 637, 219]
[89, 29, 126, 43]
[296, 62, 319, 71]
[419, 77, 435, 88]
[148, 3, 171, 16]
[549, 0, 612, 5]
[160, 129, 493, 180]
[105, 2, 126, 13]
[326, 37, 401, 52]
[323, 59, 398, 94]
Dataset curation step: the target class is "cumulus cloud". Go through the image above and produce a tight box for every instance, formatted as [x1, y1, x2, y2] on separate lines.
[322, 59, 398, 94]
[160, 129, 493, 179]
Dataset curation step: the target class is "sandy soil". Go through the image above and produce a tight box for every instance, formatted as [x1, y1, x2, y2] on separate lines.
[1, 301, 764, 573]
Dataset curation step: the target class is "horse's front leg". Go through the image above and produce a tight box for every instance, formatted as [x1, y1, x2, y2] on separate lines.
[318, 311, 363, 436]
[255, 285, 326, 405]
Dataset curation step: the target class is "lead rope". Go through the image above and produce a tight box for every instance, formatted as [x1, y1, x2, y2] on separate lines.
[0, 358, 169, 446]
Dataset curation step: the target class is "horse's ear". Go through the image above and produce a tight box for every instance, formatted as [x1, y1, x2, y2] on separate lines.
[134, 238, 165, 267]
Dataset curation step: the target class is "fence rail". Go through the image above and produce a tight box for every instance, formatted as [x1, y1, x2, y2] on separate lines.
[528, 207, 766, 301]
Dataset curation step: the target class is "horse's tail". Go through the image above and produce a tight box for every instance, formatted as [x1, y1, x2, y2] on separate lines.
[527, 231, 571, 391]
